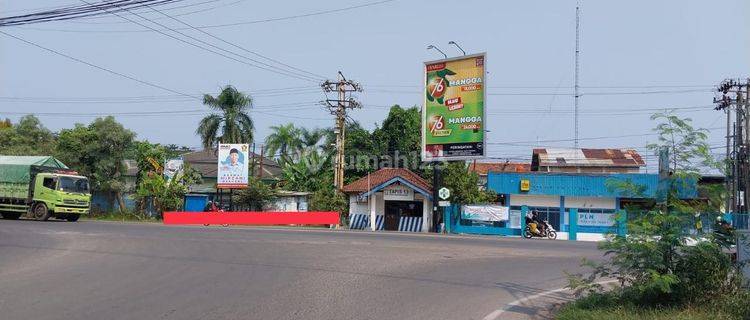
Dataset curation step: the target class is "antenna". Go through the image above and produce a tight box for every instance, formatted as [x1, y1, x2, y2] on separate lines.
[573, 0, 581, 149]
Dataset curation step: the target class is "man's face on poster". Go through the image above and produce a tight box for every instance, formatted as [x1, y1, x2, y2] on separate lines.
[230, 152, 239, 165]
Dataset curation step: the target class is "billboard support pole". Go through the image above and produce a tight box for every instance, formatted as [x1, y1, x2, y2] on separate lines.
[229, 189, 233, 212]
[432, 163, 442, 232]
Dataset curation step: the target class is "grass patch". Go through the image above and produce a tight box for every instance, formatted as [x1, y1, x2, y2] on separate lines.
[557, 292, 749, 320]
[86, 212, 159, 222]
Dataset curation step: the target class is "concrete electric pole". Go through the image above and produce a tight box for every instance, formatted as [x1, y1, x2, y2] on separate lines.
[714, 78, 750, 214]
[321, 72, 362, 191]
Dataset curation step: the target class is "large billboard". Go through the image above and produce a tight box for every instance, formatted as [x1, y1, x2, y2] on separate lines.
[422, 53, 486, 161]
[217, 143, 249, 189]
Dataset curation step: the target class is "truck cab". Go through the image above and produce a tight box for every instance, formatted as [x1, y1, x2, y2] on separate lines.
[32, 172, 91, 221]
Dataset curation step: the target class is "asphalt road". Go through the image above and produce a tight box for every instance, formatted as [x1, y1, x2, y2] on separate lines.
[0, 220, 604, 320]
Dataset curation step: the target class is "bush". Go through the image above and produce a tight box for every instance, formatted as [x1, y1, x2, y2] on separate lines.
[673, 242, 739, 305]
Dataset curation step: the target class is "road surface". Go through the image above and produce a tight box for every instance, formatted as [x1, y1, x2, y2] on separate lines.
[0, 220, 603, 320]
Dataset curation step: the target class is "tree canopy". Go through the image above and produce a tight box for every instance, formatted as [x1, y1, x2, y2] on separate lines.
[196, 85, 254, 149]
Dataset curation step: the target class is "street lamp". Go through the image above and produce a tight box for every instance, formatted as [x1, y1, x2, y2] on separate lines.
[448, 41, 466, 55]
[426, 45, 447, 59]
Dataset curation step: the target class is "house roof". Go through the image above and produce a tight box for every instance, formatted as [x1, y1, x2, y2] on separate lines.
[342, 168, 432, 194]
[182, 149, 282, 178]
[532, 148, 645, 168]
[469, 162, 530, 175]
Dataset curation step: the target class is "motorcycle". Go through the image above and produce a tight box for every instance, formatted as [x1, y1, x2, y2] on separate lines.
[204, 201, 229, 227]
[523, 220, 557, 239]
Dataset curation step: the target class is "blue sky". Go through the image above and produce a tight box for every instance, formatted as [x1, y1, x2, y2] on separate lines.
[1, 0, 748, 170]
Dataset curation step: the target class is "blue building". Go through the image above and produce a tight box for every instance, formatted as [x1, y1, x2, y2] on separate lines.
[447, 171, 697, 240]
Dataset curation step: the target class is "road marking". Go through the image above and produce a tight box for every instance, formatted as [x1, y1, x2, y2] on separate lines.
[482, 279, 618, 320]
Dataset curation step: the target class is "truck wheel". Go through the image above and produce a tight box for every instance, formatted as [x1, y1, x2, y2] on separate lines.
[1, 213, 21, 220]
[33, 203, 51, 221]
[66, 215, 80, 222]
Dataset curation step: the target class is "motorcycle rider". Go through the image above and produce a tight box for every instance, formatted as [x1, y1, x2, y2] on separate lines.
[526, 210, 541, 235]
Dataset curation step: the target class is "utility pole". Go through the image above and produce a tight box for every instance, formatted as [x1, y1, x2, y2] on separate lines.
[573, 0, 581, 149]
[715, 78, 750, 214]
[321, 72, 362, 191]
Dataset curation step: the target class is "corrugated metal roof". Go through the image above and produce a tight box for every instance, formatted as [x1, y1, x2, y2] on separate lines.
[469, 162, 530, 175]
[533, 148, 645, 168]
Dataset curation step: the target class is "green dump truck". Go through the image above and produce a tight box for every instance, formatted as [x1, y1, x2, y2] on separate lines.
[0, 156, 91, 221]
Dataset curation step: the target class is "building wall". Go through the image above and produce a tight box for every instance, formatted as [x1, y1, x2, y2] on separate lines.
[267, 195, 308, 212]
[509, 194, 559, 207]
[565, 196, 615, 210]
[348, 192, 385, 216]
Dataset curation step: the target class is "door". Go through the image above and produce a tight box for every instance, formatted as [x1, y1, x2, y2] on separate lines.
[384, 201, 400, 231]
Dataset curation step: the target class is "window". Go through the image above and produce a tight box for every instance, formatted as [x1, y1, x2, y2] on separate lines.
[42, 177, 56, 190]
[58, 177, 89, 193]
[511, 205, 561, 230]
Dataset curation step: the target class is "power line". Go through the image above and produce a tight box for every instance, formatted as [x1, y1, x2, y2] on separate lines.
[84, 0, 321, 83]
[486, 126, 724, 145]
[67, 0, 245, 23]
[139, 2, 326, 80]
[0, 0, 185, 26]
[0, 30, 197, 98]
[16, 0, 396, 33]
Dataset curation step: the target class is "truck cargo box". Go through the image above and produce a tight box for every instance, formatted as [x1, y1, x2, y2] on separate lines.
[0, 156, 68, 200]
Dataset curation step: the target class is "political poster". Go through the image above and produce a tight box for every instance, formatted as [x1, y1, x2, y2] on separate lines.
[422, 53, 486, 161]
[164, 158, 183, 183]
[217, 143, 249, 189]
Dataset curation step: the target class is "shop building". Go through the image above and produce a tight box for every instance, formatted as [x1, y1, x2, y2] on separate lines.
[343, 168, 433, 232]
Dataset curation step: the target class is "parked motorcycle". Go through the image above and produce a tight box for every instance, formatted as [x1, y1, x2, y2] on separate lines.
[523, 220, 557, 240]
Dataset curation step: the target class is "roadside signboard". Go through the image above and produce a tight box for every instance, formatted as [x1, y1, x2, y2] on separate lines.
[422, 53, 486, 161]
[383, 184, 414, 201]
[438, 187, 451, 200]
[164, 157, 183, 183]
[461, 205, 509, 221]
[217, 143, 249, 189]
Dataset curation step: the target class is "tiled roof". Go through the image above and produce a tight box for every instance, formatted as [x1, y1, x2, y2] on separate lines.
[533, 148, 645, 168]
[342, 168, 432, 194]
[469, 162, 530, 175]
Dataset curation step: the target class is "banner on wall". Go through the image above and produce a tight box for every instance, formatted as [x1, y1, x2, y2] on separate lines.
[217, 143, 249, 189]
[461, 205, 508, 221]
[422, 53, 486, 161]
[577, 212, 616, 227]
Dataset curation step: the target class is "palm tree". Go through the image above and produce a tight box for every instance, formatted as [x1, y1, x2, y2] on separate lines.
[300, 127, 324, 151]
[264, 123, 301, 161]
[196, 85, 254, 150]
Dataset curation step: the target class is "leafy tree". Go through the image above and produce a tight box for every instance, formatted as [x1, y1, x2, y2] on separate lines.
[646, 111, 713, 173]
[371, 105, 422, 171]
[133, 163, 201, 217]
[568, 112, 736, 308]
[265, 123, 302, 162]
[196, 85, 254, 150]
[310, 185, 347, 217]
[440, 161, 496, 205]
[233, 177, 276, 211]
[280, 149, 332, 192]
[0, 115, 56, 156]
[56, 116, 135, 212]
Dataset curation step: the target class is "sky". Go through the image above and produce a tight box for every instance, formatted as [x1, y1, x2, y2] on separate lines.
[1, 0, 749, 171]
